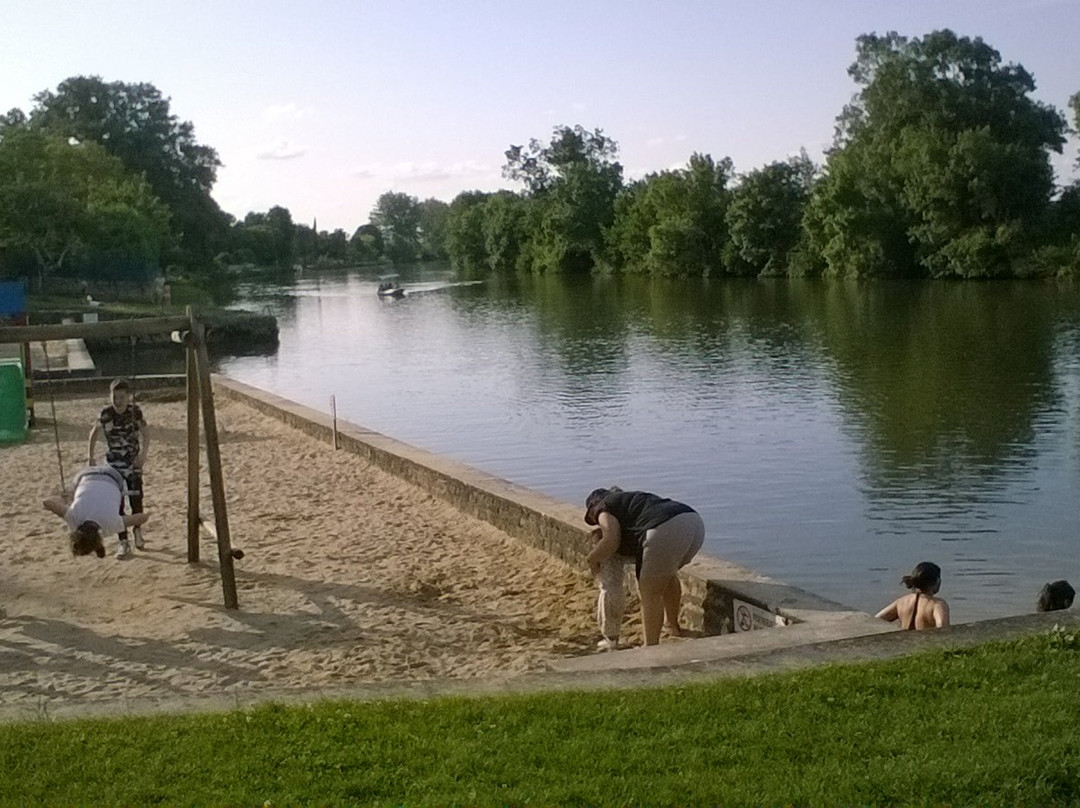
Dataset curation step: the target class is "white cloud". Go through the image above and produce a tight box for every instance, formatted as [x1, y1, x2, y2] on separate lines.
[257, 139, 307, 160]
[350, 160, 491, 182]
[262, 103, 311, 122]
[646, 134, 687, 147]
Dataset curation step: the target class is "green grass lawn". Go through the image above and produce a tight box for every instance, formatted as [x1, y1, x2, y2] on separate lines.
[2, 628, 1079, 805]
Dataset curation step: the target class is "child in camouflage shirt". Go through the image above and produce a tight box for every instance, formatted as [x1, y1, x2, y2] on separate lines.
[88, 378, 150, 558]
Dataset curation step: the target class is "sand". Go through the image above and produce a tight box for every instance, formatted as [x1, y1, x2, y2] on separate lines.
[1, 390, 638, 720]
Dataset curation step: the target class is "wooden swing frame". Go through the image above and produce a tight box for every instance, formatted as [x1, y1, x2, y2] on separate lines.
[0, 306, 240, 609]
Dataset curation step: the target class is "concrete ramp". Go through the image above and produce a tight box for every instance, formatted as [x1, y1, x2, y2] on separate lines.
[548, 611, 1079, 679]
[550, 611, 893, 673]
[29, 338, 96, 377]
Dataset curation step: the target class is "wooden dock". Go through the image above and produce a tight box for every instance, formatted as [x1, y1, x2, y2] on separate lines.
[0, 336, 96, 377]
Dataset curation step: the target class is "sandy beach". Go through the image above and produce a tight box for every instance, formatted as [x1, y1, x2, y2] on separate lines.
[0, 388, 638, 719]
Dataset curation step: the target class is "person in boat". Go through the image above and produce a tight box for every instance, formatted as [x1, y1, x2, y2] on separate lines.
[378, 281, 405, 298]
[584, 487, 705, 647]
[876, 561, 950, 630]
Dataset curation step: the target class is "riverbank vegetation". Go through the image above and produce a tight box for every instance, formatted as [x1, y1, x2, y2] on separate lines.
[443, 31, 1080, 280]
[1, 627, 1078, 803]
[2, 29, 1079, 301]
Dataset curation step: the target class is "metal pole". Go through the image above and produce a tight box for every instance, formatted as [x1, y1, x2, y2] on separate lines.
[331, 394, 339, 450]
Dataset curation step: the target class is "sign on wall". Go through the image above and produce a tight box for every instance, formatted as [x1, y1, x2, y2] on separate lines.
[732, 598, 788, 632]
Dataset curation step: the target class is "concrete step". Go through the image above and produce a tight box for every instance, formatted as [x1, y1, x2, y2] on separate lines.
[548, 610, 1079, 678]
[550, 611, 893, 673]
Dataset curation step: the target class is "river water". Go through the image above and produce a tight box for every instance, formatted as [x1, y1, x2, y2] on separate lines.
[219, 264, 1080, 622]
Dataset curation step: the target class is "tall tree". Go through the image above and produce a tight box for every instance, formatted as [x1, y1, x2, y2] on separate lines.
[370, 191, 421, 263]
[504, 125, 623, 273]
[265, 205, 295, 268]
[607, 153, 733, 276]
[806, 30, 1067, 278]
[480, 191, 528, 273]
[726, 153, 816, 275]
[417, 197, 450, 260]
[319, 228, 349, 262]
[444, 191, 490, 273]
[349, 223, 383, 263]
[29, 76, 228, 269]
[229, 208, 295, 268]
[0, 127, 171, 285]
[293, 223, 318, 266]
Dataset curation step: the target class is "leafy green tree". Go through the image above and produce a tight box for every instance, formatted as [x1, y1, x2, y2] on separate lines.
[480, 191, 528, 273]
[607, 153, 733, 276]
[29, 76, 229, 269]
[349, 223, 383, 263]
[503, 125, 623, 273]
[1071, 90, 1080, 170]
[319, 228, 349, 262]
[0, 109, 27, 131]
[802, 141, 914, 278]
[265, 206, 295, 268]
[229, 208, 295, 268]
[294, 223, 318, 267]
[1045, 89, 1080, 275]
[370, 191, 421, 263]
[504, 125, 619, 194]
[228, 215, 273, 266]
[444, 191, 489, 273]
[417, 198, 450, 260]
[806, 30, 1067, 278]
[726, 152, 817, 275]
[0, 126, 171, 286]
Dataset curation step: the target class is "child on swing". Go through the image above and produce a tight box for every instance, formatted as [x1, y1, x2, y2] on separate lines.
[87, 378, 150, 558]
[43, 465, 149, 558]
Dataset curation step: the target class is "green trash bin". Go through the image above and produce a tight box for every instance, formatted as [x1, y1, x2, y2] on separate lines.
[0, 358, 28, 443]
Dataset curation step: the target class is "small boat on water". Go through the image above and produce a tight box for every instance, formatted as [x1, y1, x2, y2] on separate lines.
[377, 281, 405, 299]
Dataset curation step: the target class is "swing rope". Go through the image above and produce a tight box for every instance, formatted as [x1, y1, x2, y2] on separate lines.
[129, 332, 138, 403]
[40, 340, 67, 493]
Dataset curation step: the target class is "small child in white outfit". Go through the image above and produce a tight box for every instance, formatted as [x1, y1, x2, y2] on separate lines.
[595, 552, 630, 650]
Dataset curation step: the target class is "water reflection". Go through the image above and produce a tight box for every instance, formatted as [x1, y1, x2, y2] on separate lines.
[219, 266, 1080, 622]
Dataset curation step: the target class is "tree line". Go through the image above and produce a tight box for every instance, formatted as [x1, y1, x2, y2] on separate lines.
[2, 29, 1079, 290]
[440, 31, 1080, 280]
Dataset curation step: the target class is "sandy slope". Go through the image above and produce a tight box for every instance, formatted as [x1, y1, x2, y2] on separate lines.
[0, 391, 636, 718]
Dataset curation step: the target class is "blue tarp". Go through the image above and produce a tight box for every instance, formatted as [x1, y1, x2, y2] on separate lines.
[0, 281, 27, 316]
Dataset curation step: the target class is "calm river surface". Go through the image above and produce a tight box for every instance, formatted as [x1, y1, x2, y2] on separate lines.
[220, 265, 1080, 623]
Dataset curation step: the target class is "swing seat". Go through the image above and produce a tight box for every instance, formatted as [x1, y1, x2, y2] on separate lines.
[0, 358, 28, 443]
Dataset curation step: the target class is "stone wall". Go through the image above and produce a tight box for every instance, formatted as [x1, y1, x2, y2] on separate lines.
[212, 376, 877, 636]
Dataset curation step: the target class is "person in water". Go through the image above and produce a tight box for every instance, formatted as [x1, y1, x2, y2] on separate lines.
[876, 561, 950, 630]
[584, 487, 705, 646]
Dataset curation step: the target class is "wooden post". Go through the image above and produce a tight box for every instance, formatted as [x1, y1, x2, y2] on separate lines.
[190, 311, 239, 609]
[185, 307, 200, 563]
[330, 394, 339, 450]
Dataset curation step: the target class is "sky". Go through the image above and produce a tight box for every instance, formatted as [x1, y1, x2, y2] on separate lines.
[2, 0, 1078, 234]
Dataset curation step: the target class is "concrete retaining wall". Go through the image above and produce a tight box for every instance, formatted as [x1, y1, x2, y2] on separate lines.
[213, 376, 880, 637]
